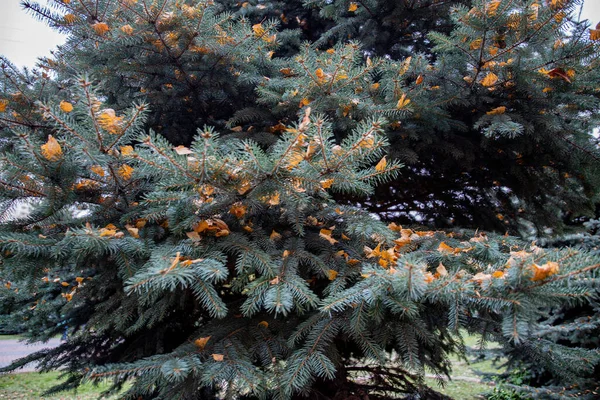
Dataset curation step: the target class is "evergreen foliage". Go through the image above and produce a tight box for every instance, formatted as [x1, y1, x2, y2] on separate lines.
[0, 0, 599, 399]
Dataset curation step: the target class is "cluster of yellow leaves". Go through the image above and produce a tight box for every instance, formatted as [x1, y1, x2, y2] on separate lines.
[187, 218, 230, 241]
[364, 242, 398, 268]
[348, 2, 358, 12]
[97, 109, 125, 134]
[99, 223, 123, 238]
[41, 135, 63, 161]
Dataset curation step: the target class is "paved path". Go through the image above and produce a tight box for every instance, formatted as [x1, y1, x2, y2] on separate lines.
[0, 339, 61, 372]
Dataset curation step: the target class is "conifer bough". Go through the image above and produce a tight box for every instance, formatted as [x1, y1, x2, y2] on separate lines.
[0, 0, 599, 399]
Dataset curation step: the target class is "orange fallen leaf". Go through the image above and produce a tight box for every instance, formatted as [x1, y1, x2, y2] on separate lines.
[486, 106, 506, 115]
[375, 156, 387, 172]
[194, 336, 211, 350]
[328, 269, 338, 281]
[481, 72, 498, 87]
[531, 261, 559, 281]
[41, 135, 63, 161]
[60, 100, 73, 112]
[319, 229, 338, 245]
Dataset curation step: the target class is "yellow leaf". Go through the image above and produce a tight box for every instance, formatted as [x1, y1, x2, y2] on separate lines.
[315, 68, 325, 82]
[63, 14, 77, 24]
[252, 23, 265, 37]
[492, 270, 505, 278]
[194, 336, 211, 350]
[486, 0, 501, 16]
[121, 24, 134, 35]
[267, 192, 280, 206]
[375, 156, 387, 172]
[258, 321, 269, 328]
[186, 231, 201, 241]
[299, 97, 311, 108]
[88, 166, 104, 178]
[215, 229, 229, 237]
[348, 2, 358, 12]
[97, 109, 124, 134]
[591, 29, 600, 41]
[212, 353, 224, 361]
[270, 230, 282, 241]
[415, 75, 423, 85]
[60, 100, 73, 112]
[120, 145, 134, 156]
[99, 228, 117, 237]
[469, 38, 482, 50]
[61, 281, 70, 287]
[75, 277, 84, 283]
[92, 22, 110, 36]
[0, 99, 8, 112]
[424, 272, 435, 283]
[41, 135, 63, 161]
[531, 261, 559, 281]
[481, 72, 498, 87]
[118, 164, 134, 180]
[320, 179, 334, 189]
[437, 242, 459, 254]
[126, 225, 139, 238]
[319, 229, 338, 245]
[270, 276, 280, 285]
[229, 203, 247, 218]
[486, 106, 506, 115]
[388, 223, 403, 232]
[328, 269, 338, 280]
[396, 93, 411, 109]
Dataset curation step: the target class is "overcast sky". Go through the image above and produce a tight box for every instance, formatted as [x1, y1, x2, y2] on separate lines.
[0, 0, 599, 69]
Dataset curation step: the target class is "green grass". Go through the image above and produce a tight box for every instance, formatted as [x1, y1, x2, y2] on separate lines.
[0, 372, 125, 400]
[0, 335, 23, 341]
[0, 332, 505, 399]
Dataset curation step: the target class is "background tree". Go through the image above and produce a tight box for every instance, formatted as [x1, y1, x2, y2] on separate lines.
[0, 0, 599, 399]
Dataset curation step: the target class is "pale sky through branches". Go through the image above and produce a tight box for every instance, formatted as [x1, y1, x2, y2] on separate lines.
[0, 0, 599, 69]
